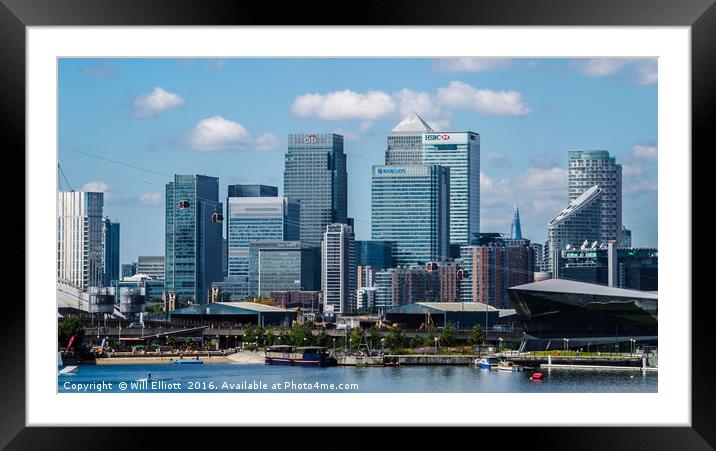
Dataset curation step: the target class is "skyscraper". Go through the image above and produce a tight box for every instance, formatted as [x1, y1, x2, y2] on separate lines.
[385, 111, 433, 165]
[322, 223, 356, 314]
[510, 206, 523, 240]
[248, 241, 320, 297]
[547, 185, 603, 274]
[226, 184, 299, 277]
[355, 240, 393, 270]
[568, 150, 622, 243]
[103, 218, 120, 286]
[165, 174, 223, 305]
[121, 262, 137, 279]
[385, 112, 480, 246]
[57, 191, 104, 290]
[423, 131, 480, 245]
[372, 165, 450, 265]
[137, 256, 164, 280]
[284, 133, 347, 246]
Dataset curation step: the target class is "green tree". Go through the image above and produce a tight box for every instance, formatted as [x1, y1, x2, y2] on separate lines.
[440, 323, 456, 347]
[467, 324, 485, 347]
[349, 327, 363, 350]
[290, 322, 313, 346]
[58, 316, 84, 348]
[277, 326, 291, 345]
[264, 330, 275, 346]
[146, 303, 164, 315]
[384, 328, 407, 352]
[166, 336, 177, 348]
[243, 324, 258, 345]
[315, 330, 331, 348]
[255, 326, 266, 346]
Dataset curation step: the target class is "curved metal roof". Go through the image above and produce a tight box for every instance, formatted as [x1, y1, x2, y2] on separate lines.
[509, 278, 658, 300]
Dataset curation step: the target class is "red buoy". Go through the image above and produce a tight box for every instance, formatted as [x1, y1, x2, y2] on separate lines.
[530, 372, 544, 380]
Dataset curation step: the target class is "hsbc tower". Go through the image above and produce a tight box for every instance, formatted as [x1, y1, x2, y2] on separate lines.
[422, 131, 480, 247]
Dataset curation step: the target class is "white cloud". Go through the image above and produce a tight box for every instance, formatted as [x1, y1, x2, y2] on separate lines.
[579, 59, 629, 77]
[83, 61, 117, 78]
[436, 81, 531, 116]
[80, 180, 123, 203]
[81, 180, 109, 193]
[576, 59, 657, 85]
[635, 60, 658, 85]
[185, 116, 279, 152]
[480, 171, 494, 191]
[485, 152, 512, 169]
[434, 58, 518, 73]
[254, 133, 280, 151]
[513, 167, 567, 191]
[624, 178, 658, 194]
[621, 163, 643, 177]
[290, 89, 396, 120]
[632, 144, 658, 161]
[138, 191, 162, 206]
[186, 116, 251, 151]
[133, 87, 185, 118]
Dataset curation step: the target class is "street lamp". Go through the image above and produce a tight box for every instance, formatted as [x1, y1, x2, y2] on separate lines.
[434, 337, 439, 353]
[498, 337, 503, 353]
[566, 338, 570, 353]
[381, 338, 385, 356]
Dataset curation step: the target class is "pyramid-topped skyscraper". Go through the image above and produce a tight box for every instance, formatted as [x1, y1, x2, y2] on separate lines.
[385, 111, 433, 165]
[378, 111, 480, 248]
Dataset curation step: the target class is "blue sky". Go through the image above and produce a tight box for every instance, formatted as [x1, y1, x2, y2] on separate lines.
[58, 58, 658, 264]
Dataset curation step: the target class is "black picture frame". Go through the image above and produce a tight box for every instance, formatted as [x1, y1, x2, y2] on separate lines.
[2, 0, 713, 448]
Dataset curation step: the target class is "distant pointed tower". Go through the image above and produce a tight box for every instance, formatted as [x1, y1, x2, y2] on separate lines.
[511, 205, 523, 240]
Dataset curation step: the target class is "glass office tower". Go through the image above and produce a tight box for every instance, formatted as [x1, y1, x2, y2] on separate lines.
[422, 131, 480, 246]
[355, 240, 394, 270]
[284, 133, 347, 246]
[371, 165, 450, 265]
[248, 241, 320, 297]
[226, 184, 299, 277]
[165, 174, 223, 305]
[103, 218, 120, 286]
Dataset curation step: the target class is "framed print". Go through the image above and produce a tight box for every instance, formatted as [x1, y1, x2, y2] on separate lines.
[2, 0, 714, 448]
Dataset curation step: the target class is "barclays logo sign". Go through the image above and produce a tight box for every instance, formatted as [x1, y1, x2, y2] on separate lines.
[377, 168, 407, 175]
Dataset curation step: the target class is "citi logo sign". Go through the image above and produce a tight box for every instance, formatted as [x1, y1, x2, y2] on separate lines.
[304, 134, 318, 144]
[377, 168, 407, 174]
[424, 134, 450, 141]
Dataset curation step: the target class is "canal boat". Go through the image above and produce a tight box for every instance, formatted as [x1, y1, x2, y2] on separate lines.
[497, 361, 523, 372]
[476, 355, 500, 369]
[173, 359, 204, 365]
[264, 345, 337, 367]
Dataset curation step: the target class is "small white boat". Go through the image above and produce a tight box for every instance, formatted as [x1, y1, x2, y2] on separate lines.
[59, 365, 78, 375]
[476, 355, 500, 369]
[498, 361, 523, 372]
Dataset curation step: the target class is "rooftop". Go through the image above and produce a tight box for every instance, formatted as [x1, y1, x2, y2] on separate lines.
[548, 185, 602, 226]
[508, 278, 658, 299]
[391, 111, 434, 133]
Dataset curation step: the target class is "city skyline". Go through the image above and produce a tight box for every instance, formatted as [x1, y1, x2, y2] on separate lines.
[58, 57, 658, 264]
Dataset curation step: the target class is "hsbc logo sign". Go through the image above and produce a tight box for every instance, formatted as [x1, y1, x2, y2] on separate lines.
[424, 134, 451, 141]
